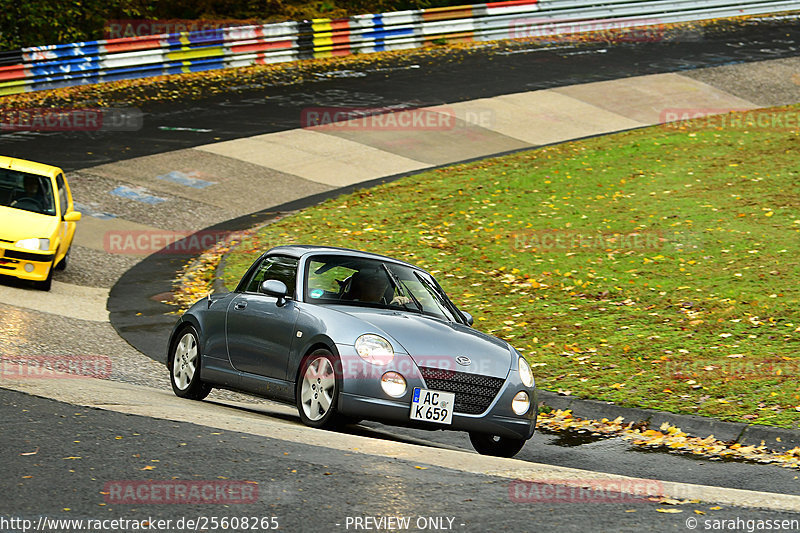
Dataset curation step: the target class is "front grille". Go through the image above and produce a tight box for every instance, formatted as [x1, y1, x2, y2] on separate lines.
[418, 366, 505, 415]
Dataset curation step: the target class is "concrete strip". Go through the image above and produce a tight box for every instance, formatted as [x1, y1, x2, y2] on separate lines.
[195, 129, 430, 187]
[86, 149, 333, 212]
[72, 213, 168, 255]
[318, 110, 531, 166]
[3, 376, 800, 512]
[0, 283, 108, 322]
[553, 73, 760, 124]
[433, 91, 646, 145]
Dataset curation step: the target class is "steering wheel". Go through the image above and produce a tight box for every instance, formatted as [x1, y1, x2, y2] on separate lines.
[10, 197, 44, 212]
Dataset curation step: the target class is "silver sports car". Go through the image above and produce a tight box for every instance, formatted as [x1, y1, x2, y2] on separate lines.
[167, 245, 537, 457]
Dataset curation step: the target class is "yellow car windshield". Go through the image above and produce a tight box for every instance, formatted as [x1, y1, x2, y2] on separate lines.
[0, 168, 56, 216]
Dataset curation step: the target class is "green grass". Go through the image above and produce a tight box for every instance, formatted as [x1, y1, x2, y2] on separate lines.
[221, 106, 800, 428]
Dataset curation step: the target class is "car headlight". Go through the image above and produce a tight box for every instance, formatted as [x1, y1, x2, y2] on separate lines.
[512, 391, 530, 415]
[355, 334, 394, 365]
[15, 238, 50, 251]
[518, 356, 534, 388]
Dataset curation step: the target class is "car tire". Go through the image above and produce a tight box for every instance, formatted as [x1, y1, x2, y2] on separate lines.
[55, 246, 70, 271]
[169, 326, 212, 400]
[36, 261, 54, 291]
[296, 348, 346, 429]
[469, 432, 526, 458]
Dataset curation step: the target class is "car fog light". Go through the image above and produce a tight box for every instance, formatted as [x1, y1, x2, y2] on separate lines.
[511, 391, 530, 415]
[24, 263, 34, 273]
[381, 371, 407, 398]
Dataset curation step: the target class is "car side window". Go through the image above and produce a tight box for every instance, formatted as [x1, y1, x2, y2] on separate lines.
[307, 261, 355, 298]
[245, 256, 298, 296]
[56, 174, 69, 216]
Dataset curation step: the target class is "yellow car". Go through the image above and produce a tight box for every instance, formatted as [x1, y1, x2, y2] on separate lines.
[0, 156, 81, 290]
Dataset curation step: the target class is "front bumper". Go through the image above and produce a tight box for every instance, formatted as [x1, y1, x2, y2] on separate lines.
[335, 344, 538, 440]
[0, 246, 54, 281]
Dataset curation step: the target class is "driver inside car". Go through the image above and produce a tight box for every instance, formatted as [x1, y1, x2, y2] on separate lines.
[11, 175, 45, 211]
[344, 269, 412, 306]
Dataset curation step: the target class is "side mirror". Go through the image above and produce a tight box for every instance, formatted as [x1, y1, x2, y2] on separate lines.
[461, 311, 474, 327]
[260, 279, 288, 306]
[63, 211, 81, 222]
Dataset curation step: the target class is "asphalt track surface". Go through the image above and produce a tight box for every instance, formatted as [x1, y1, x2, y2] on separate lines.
[3, 17, 800, 532]
[0, 390, 800, 532]
[3, 388, 800, 533]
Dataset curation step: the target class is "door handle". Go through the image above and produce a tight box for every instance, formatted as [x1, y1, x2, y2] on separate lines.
[234, 302, 247, 310]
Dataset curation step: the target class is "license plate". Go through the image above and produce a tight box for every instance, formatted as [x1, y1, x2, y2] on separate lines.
[410, 388, 455, 425]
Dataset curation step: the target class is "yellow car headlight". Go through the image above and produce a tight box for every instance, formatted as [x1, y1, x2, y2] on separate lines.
[15, 238, 50, 251]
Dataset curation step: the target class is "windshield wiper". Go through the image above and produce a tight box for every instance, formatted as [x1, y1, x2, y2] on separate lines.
[382, 263, 423, 313]
[413, 271, 462, 323]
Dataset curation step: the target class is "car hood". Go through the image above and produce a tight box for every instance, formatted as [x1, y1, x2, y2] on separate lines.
[340, 307, 513, 379]
[0, 207, 59, 243]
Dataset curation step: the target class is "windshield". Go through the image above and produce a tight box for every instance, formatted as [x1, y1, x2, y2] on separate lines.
[305, 254, 463, 323]
[0, 168, 56, 216]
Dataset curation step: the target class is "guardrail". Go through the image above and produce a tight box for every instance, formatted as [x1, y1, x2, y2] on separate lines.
[1, 0, 799, 96]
